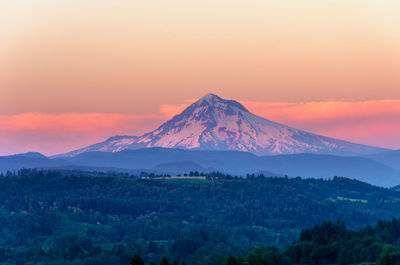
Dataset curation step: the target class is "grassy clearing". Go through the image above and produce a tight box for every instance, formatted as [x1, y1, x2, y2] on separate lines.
[152, 176, 206, 180]
[336, 196, 368, 203]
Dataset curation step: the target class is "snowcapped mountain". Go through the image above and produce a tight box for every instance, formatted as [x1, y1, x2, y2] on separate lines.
[58, 93, 387, 157]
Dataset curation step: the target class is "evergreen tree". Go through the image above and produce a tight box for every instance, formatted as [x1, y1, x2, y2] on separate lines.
[130, 254, 144, 265]
[160, 257, 170, 265]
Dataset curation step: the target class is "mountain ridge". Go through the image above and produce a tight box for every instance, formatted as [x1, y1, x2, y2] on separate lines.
[3, 147, 399, 186]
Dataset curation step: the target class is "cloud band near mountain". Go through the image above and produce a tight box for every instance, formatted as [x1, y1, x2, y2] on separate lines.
[1, 100, 399, 156]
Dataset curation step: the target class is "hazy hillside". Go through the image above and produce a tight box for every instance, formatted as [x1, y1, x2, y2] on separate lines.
[61, 148, 399, 186]
[366, 150, 400, 171]
[2, 148, 399, 186]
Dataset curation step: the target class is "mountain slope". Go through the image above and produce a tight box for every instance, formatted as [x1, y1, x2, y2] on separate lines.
[366, 150, 400, 171]
[57, 93, 387, 157]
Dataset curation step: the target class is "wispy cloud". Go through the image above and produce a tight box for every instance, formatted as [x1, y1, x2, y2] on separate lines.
[159, 99, 195, 119]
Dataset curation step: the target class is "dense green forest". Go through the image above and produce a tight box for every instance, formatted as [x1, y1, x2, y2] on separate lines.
[1, 169, 400, 264]
[130, 218, 400, 265]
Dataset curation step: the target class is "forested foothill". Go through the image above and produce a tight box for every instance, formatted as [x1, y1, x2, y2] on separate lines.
[1, 169, 400, 264]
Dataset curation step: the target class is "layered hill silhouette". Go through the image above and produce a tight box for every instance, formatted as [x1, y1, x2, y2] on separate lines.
[2, 148, 400, 186]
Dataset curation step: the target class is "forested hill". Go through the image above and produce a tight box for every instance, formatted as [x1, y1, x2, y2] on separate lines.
[1, 169, 400, 264]
[130, 218, 400, 265]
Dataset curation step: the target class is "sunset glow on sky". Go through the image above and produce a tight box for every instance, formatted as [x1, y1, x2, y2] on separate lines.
[1, 0, 400, 155]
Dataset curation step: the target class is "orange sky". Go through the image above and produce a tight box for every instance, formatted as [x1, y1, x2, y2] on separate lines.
[1, 1, 400, 155]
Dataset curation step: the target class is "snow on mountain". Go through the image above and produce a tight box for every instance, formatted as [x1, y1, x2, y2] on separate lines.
[57, 93, 387, 157]
[52, 136, 138, 158]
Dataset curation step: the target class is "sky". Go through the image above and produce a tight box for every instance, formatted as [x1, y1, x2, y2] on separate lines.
[1, 0, 400, 155]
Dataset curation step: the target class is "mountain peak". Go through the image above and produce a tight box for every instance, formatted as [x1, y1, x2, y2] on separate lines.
[11, 152, 47, 159]
[198, 93, 222, 102]
[194, 93, 248, 112]
[58, 94, 387, 157]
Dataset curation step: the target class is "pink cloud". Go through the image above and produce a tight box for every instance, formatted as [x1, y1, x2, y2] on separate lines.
[159, 99, 194, 119]
[241, 100, 400, 149]
[241, 100, 400, 123]
[1, 99, 399, 156]
[0, 112, 162, 156]
[157, 99, 400, 149]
